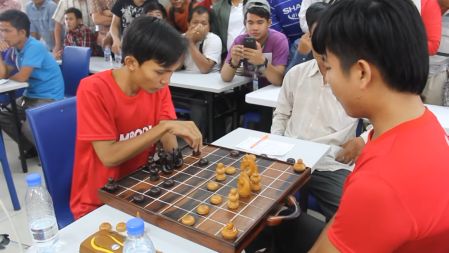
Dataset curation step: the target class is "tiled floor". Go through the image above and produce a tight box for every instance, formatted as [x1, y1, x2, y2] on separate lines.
[0, 133, 42, 253]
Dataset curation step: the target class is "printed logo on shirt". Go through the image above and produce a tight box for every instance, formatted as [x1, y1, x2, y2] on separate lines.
[282, 4, 300, 20]
[119, 125, 153, 141]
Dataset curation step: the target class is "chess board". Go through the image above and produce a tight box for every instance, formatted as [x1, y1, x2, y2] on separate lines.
[98, 144, 310, 253]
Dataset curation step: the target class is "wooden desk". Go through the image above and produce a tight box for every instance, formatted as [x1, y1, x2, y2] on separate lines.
[0, 79, 29, 173]
[170, 71, 250, 142]
[26, 205, 217, 253]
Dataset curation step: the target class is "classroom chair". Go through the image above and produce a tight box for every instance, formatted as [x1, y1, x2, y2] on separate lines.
[61, 46, 91, 97]
[26, 97, 76, 229]
[0, 129, 20, 211]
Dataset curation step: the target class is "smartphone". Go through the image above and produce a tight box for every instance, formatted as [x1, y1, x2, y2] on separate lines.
[243, 37, 257, 49]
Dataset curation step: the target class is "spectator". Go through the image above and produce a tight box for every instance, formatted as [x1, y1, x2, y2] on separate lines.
[52, 0, 94, 57]
[221, 0, 289, 86]
[268, 0, 303, 45]
[89, 0, 116, 46]
[61, 7, 102, 57]
[110, 0, 152, 54]
[0, 0, 21, 11]
[420, 0, 442, 55]
[167, 0, 196, 33]
[143, 1, 167, 19]
[25, 0, 57, 51]
[0, 10, 64, 158]
[70, 16, 201, 219]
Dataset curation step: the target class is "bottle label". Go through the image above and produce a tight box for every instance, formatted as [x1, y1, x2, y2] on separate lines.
[30, 217, 58, 242]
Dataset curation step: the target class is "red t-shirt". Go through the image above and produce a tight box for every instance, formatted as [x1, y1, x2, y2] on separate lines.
[422, 0, 442, 55]
[70, 70, 176, 219]
[328, 109, 449, 252]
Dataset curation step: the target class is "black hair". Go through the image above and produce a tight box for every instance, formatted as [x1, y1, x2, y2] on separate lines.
[188, 6, 210, 23]
[305, 2, 328, 29]
[64, 7, 83, 20]
[0, 10, 30, 37]
[122, 16, 187, 67]
[244, 7, 271, 23]
[312, 0, 428, 94]
[143, 2, 167, 19]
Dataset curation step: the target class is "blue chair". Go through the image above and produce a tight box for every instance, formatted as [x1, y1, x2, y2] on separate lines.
[0, 130, 20, 210]
[61, 46, 91, 97]
[242, 112, 261, 129]
[26, 97, 76, 229]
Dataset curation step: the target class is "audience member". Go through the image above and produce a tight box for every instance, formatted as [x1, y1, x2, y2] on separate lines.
[60, 7, 102, 57]
[0, 10, 64, 158]
[25, 0, 57, 51]
[268, 0, 302, 45]
[89, 0, 116, 46]
[143, 1, 167, 19]
[0, 0, 21, 11]
[212, 0, 245, 55]
[110, 0, 151, 54]
[70, 16, 202, 219]
[52, 0, 94, 56]
[167, 0, 195, 33]
[298, 0, 332, 33]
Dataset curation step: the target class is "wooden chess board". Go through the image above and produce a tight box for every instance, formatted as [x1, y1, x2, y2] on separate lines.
[98, 144, 310, 253]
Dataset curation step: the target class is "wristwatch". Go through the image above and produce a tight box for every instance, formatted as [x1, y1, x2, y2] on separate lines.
[229, 58, 240, 69]
[257, 58, 268, 73]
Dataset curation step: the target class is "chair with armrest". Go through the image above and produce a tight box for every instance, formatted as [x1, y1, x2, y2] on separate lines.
[26, 97, 76, 229]
[61, 46, 91, 97]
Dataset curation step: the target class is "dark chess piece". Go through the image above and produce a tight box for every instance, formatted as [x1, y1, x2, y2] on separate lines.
[286, 158, 296, 164]
[147, 156, 155, 165]
[172, 148, 183, 169]
[192, 149, 201, 157]
[230, 150, 240, 157]
[149, 167, 160, 181]
[163, 179, 175, 188]
[149, 186, 161, 197]
[104, 178, 118, 192]
[198, 158, 209, 166]
[161, 166, 173, 175]
[133, 193, 144, 203]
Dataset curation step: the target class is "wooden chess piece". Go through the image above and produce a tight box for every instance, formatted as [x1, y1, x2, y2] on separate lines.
[227, 188, 239, 210]
[240, 154, 258, 176]
[221, 222, 238, 240]
[293, 159, 306, 173]
[237, 171, 251, 198]
[250, 172, 261, 192]
[216, 162, 226, 181]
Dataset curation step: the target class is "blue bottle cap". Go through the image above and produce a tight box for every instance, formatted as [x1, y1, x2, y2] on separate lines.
[126, 218, 145, 236]
[26, 173, 41, 187]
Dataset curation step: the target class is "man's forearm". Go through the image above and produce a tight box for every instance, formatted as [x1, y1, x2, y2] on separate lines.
[221, 63, 237, 82]
[189, 42, 215, 74]
[54, 22, 63, 49]
[264, 64, 285, 86]
[92, 13, 112, 26]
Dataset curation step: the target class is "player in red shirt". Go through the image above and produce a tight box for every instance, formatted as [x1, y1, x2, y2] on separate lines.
[70, 16, 202, 219]
[247, 0, 449, 252]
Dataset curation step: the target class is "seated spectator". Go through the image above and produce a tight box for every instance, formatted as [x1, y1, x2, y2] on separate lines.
[167, 0, 195, 33]
[25, 0, 57, 51]
[183, 6, 222, 73]
[269, 0, 303, 45]
[0, 10, 64, 158]
[270, 2, 364, 223]
[110, 0, 152, 54]
[221, 0, 289, 86]
[60, 7, 102, 57]
[52, 0, 94, 57]
[143, 1, 167, 19]
[89, 0, 115, 46]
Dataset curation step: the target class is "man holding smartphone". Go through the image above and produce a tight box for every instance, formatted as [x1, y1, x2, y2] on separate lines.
[221, 0, 289, 87]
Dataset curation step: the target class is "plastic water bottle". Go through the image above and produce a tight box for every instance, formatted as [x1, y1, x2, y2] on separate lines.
[25, 173, 59, 253]
[104, 47, 111, 62]
[114, 52, 122, 67]
[123, 218, 155, 253]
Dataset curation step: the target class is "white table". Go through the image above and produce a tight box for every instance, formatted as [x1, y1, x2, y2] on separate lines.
[27, 205, 216, 253]
[244, 85, 449, 134]
[213, 128, 330, 168]
[89, 56, 117, 73]
[170, 71, 250, 142]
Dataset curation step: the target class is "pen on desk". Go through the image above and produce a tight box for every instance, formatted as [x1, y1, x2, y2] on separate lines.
[250, 134, 269, 149]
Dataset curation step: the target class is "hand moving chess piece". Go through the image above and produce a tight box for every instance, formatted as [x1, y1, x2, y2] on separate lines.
[237, 171, 251, 198]
[221, 222, 238, 240]
[250, 172, 261, 192]
[216, 162, 226, 181]
[227, 188, 239, 210]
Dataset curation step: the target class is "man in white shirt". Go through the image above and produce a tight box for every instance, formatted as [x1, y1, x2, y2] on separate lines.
[183, 5, 222, 73]
[271, 7, 365, 220]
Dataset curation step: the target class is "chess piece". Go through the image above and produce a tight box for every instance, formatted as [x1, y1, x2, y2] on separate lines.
[210, 195, 223, 205]
[173, 148, 183, 168]
[149, 186, 161, 197]
[293, 159, 306, 173]
[225, 166, 236, 175]
[181, 214, 195, 226]
[230, 150, 240, 157]
[104, 178, 118, 192]
[192, 149, 201, 157]
[250, 172, 261, 192]
[237, 171, 251, 198]
[221, 222, 238, 240]
[198, 158, 209, 166]
[227, 188, 239, 210]
[286, 158, 295, 164]
[240, 154, 258, 176]
[132, 193, 144, 203]
[196, 204, 210, 215]
[216, 163, 226, 181]
[116, 222, 126, 233]
[207, 181, 219, 191]
[163, 179, 175, 188]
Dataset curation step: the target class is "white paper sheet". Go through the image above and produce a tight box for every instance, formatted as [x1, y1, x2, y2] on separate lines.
[236, 136, 295, 156]
[0, 79, 8, 85]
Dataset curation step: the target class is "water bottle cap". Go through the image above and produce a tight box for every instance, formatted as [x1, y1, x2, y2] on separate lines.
[26, 173, 41, 187]
[126, 218, 145, 236]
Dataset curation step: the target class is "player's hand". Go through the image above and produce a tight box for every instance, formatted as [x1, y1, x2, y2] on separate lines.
[230, 45, 244, 66]
[162, 120, 202, 151]
[103, 10, 113, 17]
[335, 137, 365, 164]
[112, 40, 121, 55]
[297, 32, 312, 55]
[0, 40, 10, 52]
[243, 42, 265, 66]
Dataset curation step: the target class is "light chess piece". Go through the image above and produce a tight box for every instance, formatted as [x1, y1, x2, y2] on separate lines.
[216, 162, 226, 181]
[227, 188, 239, 210]
[221, 222, 238, 240]
[250, 172, 261, 192]
[237, 171, 251, 198]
